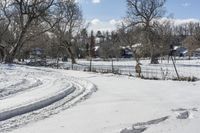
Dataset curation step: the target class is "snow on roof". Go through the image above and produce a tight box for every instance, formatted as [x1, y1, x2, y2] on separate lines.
[132, 43, 142, 48]
[195, 48, 200, 52]
[120, 43, 142, 49]
[173, 46, 180, 50]
[94, 46, 100, 51]
[182, 50, 188, 54]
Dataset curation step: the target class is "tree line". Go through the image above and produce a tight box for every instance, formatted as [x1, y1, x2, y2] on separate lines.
[0, 0, 200, 64]
[0, 0, 82, 63]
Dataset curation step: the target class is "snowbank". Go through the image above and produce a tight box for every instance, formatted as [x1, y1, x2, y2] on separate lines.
[0, 84, 75, 121]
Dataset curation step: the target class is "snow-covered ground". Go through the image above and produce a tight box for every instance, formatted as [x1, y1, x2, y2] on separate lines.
[0, 64, 96, 132]
[1, 62, 200, 133]
[58, 58, 200, 79]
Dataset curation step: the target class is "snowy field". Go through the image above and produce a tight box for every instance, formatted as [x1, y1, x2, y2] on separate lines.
[59, 58, 200, 79]
[0, 63, 200, 133]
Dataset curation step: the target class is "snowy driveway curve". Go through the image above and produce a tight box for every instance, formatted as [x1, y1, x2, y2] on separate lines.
[11, 70, 200, 133]
[1, 64, 200, 133]
[0, 64, 96, 132]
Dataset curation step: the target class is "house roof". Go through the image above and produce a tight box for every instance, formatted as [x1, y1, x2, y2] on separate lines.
[94, 46, 100, 51]
[195, 48, 200, 52]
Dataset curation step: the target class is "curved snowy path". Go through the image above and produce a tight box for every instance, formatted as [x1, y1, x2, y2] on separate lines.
[12, 70, 200, 133]
[0, 64, 96, 132]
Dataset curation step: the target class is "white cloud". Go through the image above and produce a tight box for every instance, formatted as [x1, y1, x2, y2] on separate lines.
[173, 18, 200, 25]
[159, 18, 200, 26]
[88, 19, 122, 32]
[75, 0, 82, 3]
[109, 19, 122, 25]
[88, 18, 200, 33]
[91, 19, 101, 25]
[181, 2, 191, 7]
[92, 0, 101, 4]
[75, 0, 91, 4]
[75, 0, 101, 4]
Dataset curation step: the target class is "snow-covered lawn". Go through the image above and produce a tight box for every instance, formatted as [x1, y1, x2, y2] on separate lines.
[59, 58, 200, 79]
[1, 64, 198, 133]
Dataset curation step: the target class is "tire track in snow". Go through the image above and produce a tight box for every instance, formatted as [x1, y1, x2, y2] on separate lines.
[0, 79, 43, 100]
[0, 65, 97, 132]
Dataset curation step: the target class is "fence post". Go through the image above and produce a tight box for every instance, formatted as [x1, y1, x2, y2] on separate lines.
[171, 56, 180, 80]
[89, 57, 92, 72]
[111, 58, 114, 73]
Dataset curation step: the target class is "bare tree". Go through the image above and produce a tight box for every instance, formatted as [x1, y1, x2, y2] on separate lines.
[98, 31, 121, 59]
[1, 0, 58, 63]
[193, 23, 200, 45]
[53, 0, 82, 64]
[0, 0, 12, 61]
[118, 25, 144, 63]
[152, 20, 174, 59]
[172, 22, 200, 59]
[183, 36, 199, 59]
[126, 0, 166, 64]
[0, 0, 11, 39]
[79, 28, 89, 58]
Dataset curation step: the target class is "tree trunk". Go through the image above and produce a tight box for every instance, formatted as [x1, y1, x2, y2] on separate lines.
[146, 30, 159, 64]
[0, 47, 5, 62]
[4, 29, 26, 63]
[150, 45, 159, 64]
[89, 57, 92, 72]
[67, 47, 76, 64]
[150, 55, 159, 64]
[4, 54, 15, 63]
[111, 58, 114, 73]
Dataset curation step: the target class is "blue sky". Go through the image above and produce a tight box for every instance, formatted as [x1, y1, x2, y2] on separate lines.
[79, 0, 126, 21]
[77, 0, 200, 31]
[166, 0, 200, 19]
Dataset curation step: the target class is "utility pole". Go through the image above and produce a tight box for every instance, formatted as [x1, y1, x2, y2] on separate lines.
[89, 31, 95, 72]
[169, 45, 180, 80]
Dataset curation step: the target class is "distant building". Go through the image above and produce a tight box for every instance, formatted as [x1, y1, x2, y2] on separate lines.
[121, 47, 133, 58]
[28, 48, 46, 66]
[30, 48, 44, 57]
[173, 46, 188, 57]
